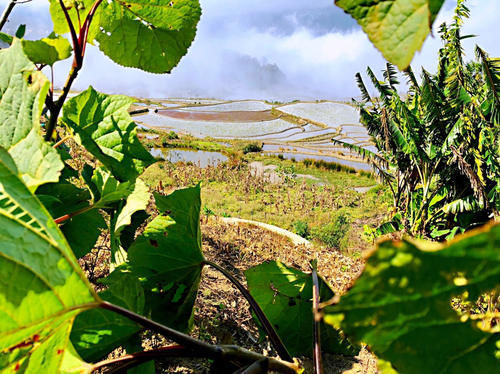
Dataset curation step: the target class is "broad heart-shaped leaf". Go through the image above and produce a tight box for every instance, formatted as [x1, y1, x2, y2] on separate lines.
[335, 0, 445, 69]
[95, 0, 201, 73]
[0, 151, 98, 372]
[49, 0, 201, 73]
[61, 209, 106, 258]
[127, 185, 204, 332]
[324, 223, 500, 374]
[62, 87, 155, 182]
[0, 39, 64, 190]
[1, 33, 73, 66]
[245, 261, 358, 358]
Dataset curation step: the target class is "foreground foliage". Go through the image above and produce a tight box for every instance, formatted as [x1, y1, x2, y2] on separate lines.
[0, 0, 497, 373]
[326, 223, 500, 373]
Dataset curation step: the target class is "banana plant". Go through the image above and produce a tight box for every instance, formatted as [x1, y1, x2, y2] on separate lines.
[334, 0, 500, 239]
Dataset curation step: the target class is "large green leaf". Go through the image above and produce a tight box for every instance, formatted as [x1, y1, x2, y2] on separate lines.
[49, 0, 201, 73]
[325, 224, 500, 374]
[245, 261, 358, 357]
[0, 39, 63, 190]
[61, 87, 155, 182]
[335, 0, 445, 69]
[22, 34, 72, 66]
[61, 209, 106, 258]
[71, 270, 144, 362]
[95, 0, 201, 73]
[127, 185, 204, 331]
[0, 149, 98, 372]
[1, 32, 73, 66]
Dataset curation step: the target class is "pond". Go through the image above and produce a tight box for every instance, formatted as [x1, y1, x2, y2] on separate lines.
[264, 151, 372, 171]
[150, 148, 228, 168]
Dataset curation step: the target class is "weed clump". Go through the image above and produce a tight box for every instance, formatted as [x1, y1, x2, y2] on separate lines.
[243, 143, 262, 154]
[293, 220, 310, 239]
[312, 211, 351, 250]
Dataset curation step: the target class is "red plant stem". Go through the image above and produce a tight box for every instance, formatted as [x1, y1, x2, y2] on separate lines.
[90, 345, 195, 373]
[98, 301, 301, 373]
[203, 260, 293, 363]
[54, 205, 93, 224]
[79, 0, 103, 58]
[58, 0, 80, 64]
[45, 0, 103, 141]
[312, 263, 324, 374]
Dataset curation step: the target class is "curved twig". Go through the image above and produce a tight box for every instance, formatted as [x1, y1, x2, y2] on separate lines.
[99, 301, 302, 373]
[0, 0, 32, 32]
[203, 260, 293, 363]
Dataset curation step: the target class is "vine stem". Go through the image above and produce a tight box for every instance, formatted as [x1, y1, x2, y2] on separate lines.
[0, 0, 31, 32]
[203, 260, 293, 363]
[311, 261, 324, 374]
[98, 301, 302, 373]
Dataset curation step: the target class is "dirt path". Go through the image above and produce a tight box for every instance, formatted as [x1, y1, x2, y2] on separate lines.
[221, 217, 311, 247]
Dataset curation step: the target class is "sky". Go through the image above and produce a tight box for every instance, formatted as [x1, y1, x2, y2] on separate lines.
[0, 0, 498, 100]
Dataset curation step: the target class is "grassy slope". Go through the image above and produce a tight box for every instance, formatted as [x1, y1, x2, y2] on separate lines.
[140, 133, 392, 254]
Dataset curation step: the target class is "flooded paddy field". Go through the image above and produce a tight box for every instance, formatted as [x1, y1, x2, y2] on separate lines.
[133, 99, 375, 170]
[150, 148, 228, 167]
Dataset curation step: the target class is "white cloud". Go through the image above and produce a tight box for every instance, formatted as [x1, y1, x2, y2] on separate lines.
[0, 0, 498, 100]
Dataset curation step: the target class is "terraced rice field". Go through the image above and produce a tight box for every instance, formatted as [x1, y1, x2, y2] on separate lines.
[134, 99, 376, 170]
[180, 100, 272, 112]
[158, 109, 276, 122]
[276, 102, 359, 128]
[135, 112, 296, 138]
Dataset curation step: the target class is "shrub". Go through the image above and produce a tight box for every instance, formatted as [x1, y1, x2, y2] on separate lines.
[243, 143, 262, 154]
[293, 220, 310, 239]
[312, 212, 350, 249]
[167, 130, 179, 139]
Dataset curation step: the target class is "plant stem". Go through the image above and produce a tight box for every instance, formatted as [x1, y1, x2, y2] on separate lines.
[44, 0, 103, 141]
[98, 301, 301, 373]
[91, 345, 195, 373]
[54, 204, 93, 224]
[203, 260, 293, 363]
[52, 135, 72, 149]
[311, 262, 324, 374]
[0, 0, 30, 32]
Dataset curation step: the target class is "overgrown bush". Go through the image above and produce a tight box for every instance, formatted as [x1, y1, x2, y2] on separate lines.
[312, 211, 350, 249]
[242, 142, 262, 154]
[293, 220, 310, 239]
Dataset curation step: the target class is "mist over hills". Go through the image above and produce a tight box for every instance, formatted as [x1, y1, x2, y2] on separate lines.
[0, 0, 497, 100]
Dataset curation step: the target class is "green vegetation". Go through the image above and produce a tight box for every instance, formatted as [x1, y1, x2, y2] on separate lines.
[336, 0, 446, 69]
[242, 142, 263, 154]
[141, 158, 388, 253]
[325, 223, 500, 374]
[337, 0, 500, 239]
[0, 0, 497, 374]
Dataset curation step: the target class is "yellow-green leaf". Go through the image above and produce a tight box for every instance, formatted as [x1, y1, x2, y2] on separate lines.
[0, 151, 98, 373]
[335, 0, 446, 69]
[325, 223, 500, 373]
